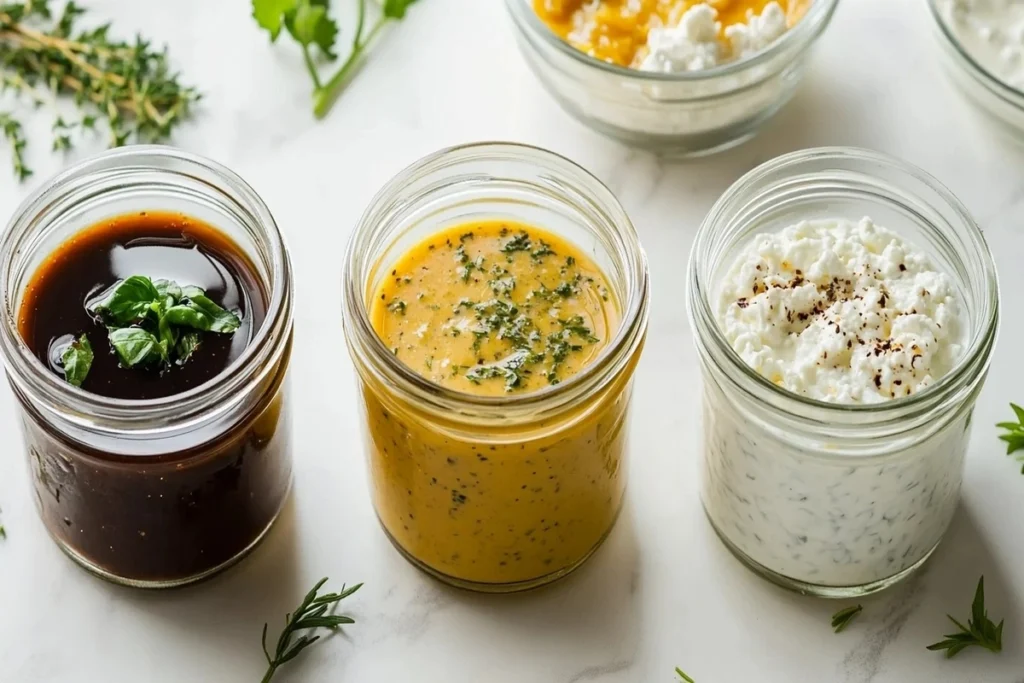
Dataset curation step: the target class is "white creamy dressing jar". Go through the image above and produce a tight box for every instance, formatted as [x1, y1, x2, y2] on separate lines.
[686, 148, 999, 597]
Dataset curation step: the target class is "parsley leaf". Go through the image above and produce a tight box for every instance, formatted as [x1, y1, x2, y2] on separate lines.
[252, 0, 422, 118]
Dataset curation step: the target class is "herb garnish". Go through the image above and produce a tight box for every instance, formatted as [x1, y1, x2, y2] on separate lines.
[831, 605, 863, 633]
[260, 577, 362, 683]
[63, 275, 241, 386]
[926, 576, 1003, 658]
[675, 668, 695, 683]
[996, 403, 1024, 473]
[387, 298, 407, 316]
[61, 334, 93, 387]
[252, 0, 422, 119]
[0, 0, 199, 181]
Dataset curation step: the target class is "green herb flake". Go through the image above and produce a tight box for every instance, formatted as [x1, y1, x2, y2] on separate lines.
[387, 299, 407, 316]
[831, 605, 863, 633]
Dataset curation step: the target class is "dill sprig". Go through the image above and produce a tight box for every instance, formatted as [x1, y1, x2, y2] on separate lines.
[261, 577, 363, 683]
[926, 576, 1004, 658]
[0, 0, 199, 180]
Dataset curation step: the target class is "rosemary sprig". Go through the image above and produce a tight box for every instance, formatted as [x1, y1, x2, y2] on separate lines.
[261, 577, 363, 683]
[996, 403, 1024, 473]
[0, 0, 199, 180]
[831, 605, 863, 633]
[926, 576, 1004, 658]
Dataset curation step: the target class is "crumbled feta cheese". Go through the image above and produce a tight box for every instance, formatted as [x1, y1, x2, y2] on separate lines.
[639, 1, 789, 73]
[717, 217, 962, 403]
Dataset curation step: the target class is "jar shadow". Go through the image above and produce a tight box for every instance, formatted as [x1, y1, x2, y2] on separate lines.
[436, 495, 642, 668]
[91, 493, 301, 672]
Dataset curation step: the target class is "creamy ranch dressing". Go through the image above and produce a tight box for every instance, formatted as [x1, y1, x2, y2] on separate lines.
[703, 217, 968, 588]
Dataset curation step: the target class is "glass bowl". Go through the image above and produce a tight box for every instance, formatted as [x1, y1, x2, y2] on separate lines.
[505, 0, 839, 156]
[927, 0, 1024, 134]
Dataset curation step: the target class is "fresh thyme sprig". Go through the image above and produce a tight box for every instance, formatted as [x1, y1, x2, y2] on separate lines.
[926, 576, 1003, 658]
[0, 0, 199, 180]
[261, 577, 363, 683]
[996, 403, 1024, 473]
[831, 605, 863, 633]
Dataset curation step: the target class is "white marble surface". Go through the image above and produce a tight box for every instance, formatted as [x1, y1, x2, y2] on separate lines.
[1, 0, 1024, 681]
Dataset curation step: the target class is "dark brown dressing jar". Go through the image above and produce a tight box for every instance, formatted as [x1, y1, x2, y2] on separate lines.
[0, 146, 294, 588]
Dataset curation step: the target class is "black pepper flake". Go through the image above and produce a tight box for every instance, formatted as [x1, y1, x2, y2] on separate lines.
[899, 263, 906, 271]
[873, 374, 882, 389]
[737, 298, 749, 308]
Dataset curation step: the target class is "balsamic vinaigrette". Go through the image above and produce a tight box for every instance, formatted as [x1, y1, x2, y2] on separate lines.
[12, 211, 292, 585]
[18, 211, 266, 399]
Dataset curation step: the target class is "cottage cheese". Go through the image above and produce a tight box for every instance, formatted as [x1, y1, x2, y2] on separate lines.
[640, 2, 789, 73]
[940, 0, 1024, 90]
[702, 218, 969, 590]
[717, 217, 962, 403]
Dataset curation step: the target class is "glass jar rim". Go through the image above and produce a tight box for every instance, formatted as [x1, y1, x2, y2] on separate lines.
[504, 0, 840, 84]
[341, 141, 650, 421]
[687, 146, 1000, 417]
[927, 0, 1024, 105]
[0, 145, 293, 433]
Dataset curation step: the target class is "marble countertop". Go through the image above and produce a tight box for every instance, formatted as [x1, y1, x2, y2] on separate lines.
[2, 0, 1024, 681]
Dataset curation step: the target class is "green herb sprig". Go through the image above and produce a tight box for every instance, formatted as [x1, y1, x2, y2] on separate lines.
[926, 576, 1003, 658]
[61, 275, 241, 387]
[831, 605, 862, 633]
[0, 0, 199, 180]
[996, 403, 1024, 473]
[252, 0, 421, 119]
[261, 577, 362, 683]
[675, 668, 694, 682]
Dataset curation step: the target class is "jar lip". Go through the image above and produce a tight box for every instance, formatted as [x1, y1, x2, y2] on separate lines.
[0, 145, 293, 426]
[927, 0, 1024, 105]
[342, 141, 650, 417]
[504, 0, 839, 83]
[687, 146, 1000, 415]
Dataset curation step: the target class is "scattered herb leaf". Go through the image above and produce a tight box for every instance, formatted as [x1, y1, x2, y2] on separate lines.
[675, 668, 695, 683]
[996, 403, 1024, 474]
[831, 605, 863, 633]
[926, 576, 1003, 658]
[260, 577, 362, 683]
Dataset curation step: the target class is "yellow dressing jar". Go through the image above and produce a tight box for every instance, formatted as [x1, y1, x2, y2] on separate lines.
[342, 143, 649, 592]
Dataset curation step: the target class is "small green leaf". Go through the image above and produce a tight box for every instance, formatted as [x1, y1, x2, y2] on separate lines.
[61, 334, 93, 387]
[166, 289, 241, 333]
[286, 0, 338, 58]
[675, 668, 695, 683]
[175, 331, 202, 365]
[1011, 403, 1024, 424]
[108, 327, 163, 367]
[154, 278, 182, 307]
[831, 604, 863, 633]
[90, 275, 161, 325]
[252, 0, 297, 40]
[383, 0, 420, 19]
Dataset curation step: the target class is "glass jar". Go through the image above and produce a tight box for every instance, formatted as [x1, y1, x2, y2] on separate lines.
[505, 0, 839, 156]
[342, 142, 650, 593]
[0, 146, 295, 588]
[686, 148, 999, 597]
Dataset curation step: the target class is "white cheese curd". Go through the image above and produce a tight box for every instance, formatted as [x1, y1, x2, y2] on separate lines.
[703, 217, 969, 588]
[940, 0, 1024, 90]
[717, 217, 962, 403]
[640, 2, 789, 73]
